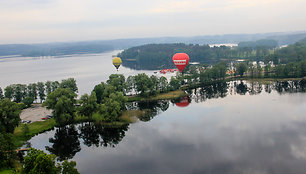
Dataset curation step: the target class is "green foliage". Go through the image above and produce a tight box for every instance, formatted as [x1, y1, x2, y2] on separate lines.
[134, 73, 153, 97]
[21, 124, 30, 137]
[273, 59, 306, 78]
[265, 39, 306, 64]
[107, 74, 126, 94]
[236, 63, 248, 77]
[45, 81, 52, 95]
[0, 99, 21, 133]
[37, 82, 46, 103]
[169, 77, 181, 91]
[4, 86, 13, 100]
[22, 97, 34, 108]
[119, 43, 275, 70]
[61, 160, 79, 174]
[78, 92, 98, 119]
[60, 78, 78, 93]
[238, 39, 278, 49]
[44, 88, 77, 125]
[199, 62, 227, 83]
[22, 148, 59, 174]
[159, 76, 169, 93]
[98, 92, 127, 122]
[51, 81, 60, 92]
[27, 83, 37, 101]
[0, 133, 15, 169]
[0, 87, 3, 100]
[92, 82, 107, 104]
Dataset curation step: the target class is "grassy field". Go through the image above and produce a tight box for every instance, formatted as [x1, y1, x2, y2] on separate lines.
[14, 119, 57, 147]
[0, 169, 14, 174]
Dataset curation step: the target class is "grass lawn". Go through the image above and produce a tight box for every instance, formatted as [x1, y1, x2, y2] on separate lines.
[0, 169, 14, 174]
[14, 119, 57, 147]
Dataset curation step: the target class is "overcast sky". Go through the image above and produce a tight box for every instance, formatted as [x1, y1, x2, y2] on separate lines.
[0, 0, 306, 44]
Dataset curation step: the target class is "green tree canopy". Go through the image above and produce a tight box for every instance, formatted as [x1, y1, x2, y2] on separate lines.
[107, 74, 126, 94]
[37, 82, 46, 103]
[44, 88, 77, 125]
[60, 78, 78, 93]
[22, 148, 59, 174]
[22, 97, 34, 108]
[236, 62, 248, 77]
[61, 160, 80, 174]
[0, 87, 3, 99]
[0, 98, 21, 133]
[78, 92, 98, 119]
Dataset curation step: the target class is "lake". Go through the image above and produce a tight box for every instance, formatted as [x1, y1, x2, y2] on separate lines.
[0, 50, 173, 95]
[27, 80, 306, 174]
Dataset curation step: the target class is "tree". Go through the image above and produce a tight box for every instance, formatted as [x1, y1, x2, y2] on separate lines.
[107, 74, 126, 94]
[27, 83, 38, 101]
[109, 92, 127, 110]
[61, 160, 80, 174]
[60, 78, 78, 93]
[44, 88, 77, 125]
[37, 82, 46, 103]
[0, 98, 21, 133]
[78, 92, 98, 119]
[0, 87, 4, 99]
[22, 97, 34, 108]
[159, 76, 169, 93]
[45, 81, 52, 95]
[51, 81, 60, 92]
[4, 85, 14, 100]
[100, 99, 121, 122]
[22, 148, 59, 174]
[150, 75, 159, 95]
[0, 133, 15, 169]
[236, 62, 248, 77]
[134, 73, 152, 96]
[98, 92, 127, 122]
[169, 77, 180, 91]
[92, 82, 107, 104]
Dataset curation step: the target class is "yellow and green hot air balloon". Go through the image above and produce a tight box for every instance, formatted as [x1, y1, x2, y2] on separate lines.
[112, 57, 122, 71]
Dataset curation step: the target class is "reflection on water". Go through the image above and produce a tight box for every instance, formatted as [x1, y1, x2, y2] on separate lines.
[29, 80, 306, 174]
[46, 125, 81, 161]
[44, 124, 129, 161]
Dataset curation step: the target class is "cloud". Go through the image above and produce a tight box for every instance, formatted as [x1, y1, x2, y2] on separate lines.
[0, 0, 306, 43]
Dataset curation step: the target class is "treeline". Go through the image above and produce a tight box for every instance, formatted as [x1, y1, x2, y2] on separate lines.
[0, 43, 114, 57]
[119, 41, 275, 70]
[1, 78, 77, 107]
[265, 38, 306, 64]
[273, 59, 306, 78]
[238, 39, 278, 49]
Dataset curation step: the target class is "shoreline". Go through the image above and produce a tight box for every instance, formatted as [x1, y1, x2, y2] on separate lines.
[13, 77, 305, 148]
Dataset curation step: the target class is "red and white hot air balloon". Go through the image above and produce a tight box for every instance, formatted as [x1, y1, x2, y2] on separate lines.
[172, 53, 189, 72]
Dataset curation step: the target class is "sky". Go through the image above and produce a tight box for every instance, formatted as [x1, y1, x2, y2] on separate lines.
[0, 0, 306, 44]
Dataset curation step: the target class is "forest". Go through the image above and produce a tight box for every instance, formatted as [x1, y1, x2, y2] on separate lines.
[118, 40, 278, 70]
[119, 38, 306, 70]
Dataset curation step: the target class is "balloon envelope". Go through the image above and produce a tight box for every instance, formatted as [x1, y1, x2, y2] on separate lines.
[112, 57, 122, 70]
[175, 96, 190, 107]
[172, 53, 189, 72]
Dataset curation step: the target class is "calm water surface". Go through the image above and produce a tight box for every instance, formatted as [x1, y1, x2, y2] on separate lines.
[28, 81, 306, 174]
[0, 50, 172, 95]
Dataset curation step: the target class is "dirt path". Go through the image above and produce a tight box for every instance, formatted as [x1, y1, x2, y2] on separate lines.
[20, 104, 53, 122]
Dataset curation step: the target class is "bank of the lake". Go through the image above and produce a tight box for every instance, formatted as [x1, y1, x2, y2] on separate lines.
[13, 77, 305, 148]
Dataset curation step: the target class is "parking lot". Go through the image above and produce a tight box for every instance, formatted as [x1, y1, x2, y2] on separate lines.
[20, 104, 53, 123]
